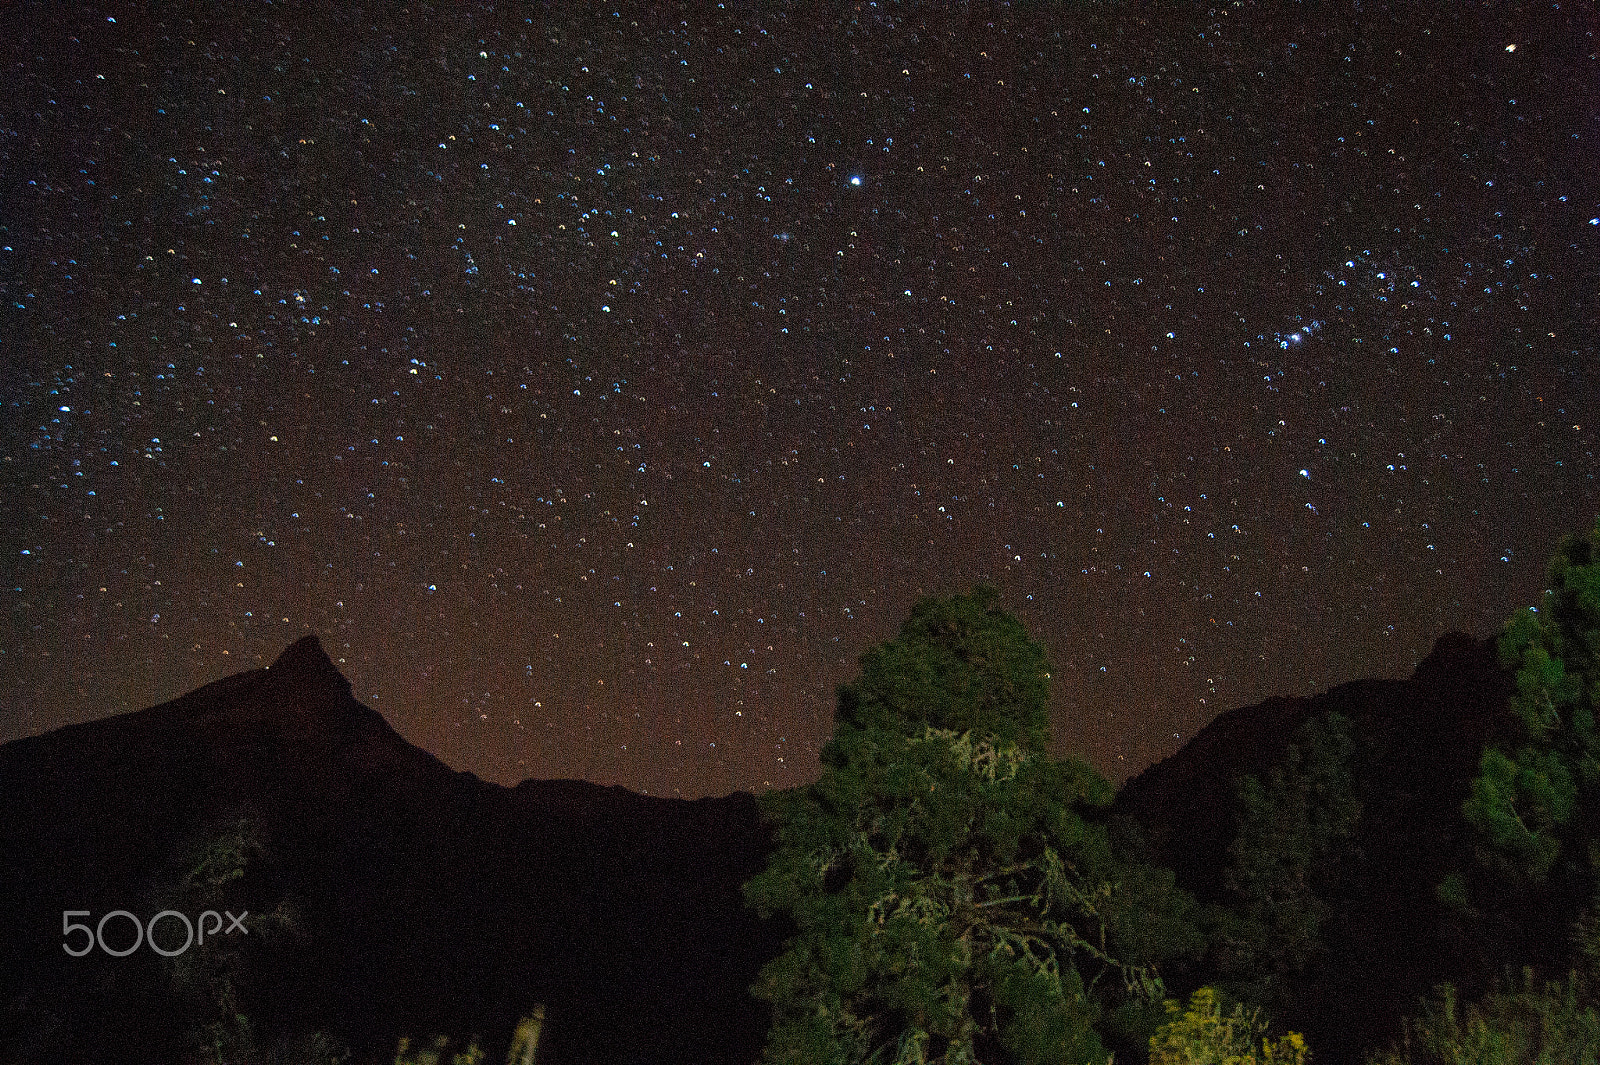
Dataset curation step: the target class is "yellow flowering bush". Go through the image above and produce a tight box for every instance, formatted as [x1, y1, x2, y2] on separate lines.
[1149, 987, 1309, 1065]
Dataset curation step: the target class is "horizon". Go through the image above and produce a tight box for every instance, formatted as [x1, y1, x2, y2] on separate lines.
[0, 617, 1500, 799]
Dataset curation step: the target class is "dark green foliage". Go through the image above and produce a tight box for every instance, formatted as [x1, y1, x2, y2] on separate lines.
[1450, 518, 1600, 976]
[745, 589, 1201, 1065]
[147, 813, 349, 1065]
[834, 586, 1054, 756]
[1464, 746, 1575, 881]
[1377, 518, 1600, 1065]
[1209, 712, 1363, 1010]
[1464, 518, 1600, 885]
[1371, 971, 1600, 1065]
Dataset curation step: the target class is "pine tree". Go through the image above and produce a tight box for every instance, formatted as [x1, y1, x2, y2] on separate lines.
[1446, 518, 1600, 991]
[743, 588, 1200, 1065]
[1463, 518, 1600, 885]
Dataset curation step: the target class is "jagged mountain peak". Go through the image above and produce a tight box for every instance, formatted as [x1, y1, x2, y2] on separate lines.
[0, 636, 785, 1065]
[266, 633, 352, 697]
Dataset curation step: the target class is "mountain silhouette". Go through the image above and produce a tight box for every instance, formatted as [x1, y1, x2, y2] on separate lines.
[0, 635, 788, 1065]
[1113, 630, 1510, 901]
[1111, 630, 1517, 1064]
[3, 630, 1522, 1065]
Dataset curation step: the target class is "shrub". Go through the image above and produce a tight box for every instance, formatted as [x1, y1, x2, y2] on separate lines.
[1149, 987, 1308, 1065]
[1369, 970, 1600, 1065]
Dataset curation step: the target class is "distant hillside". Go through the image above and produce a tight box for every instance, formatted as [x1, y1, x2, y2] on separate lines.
[0, 636, 787, 1065]
[1111, 630, 1517, 1065]
[2, 630, 1527, 1065]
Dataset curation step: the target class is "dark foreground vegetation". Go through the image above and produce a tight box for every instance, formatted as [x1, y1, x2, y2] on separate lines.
[734, 511, 1600, 1065]
[4, 518, 1600, 1065]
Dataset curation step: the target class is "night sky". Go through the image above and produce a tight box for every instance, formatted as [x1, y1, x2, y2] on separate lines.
[3, 2, 1597, 798]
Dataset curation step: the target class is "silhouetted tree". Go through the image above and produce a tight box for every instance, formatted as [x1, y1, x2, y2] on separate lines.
[1208, 712, 1363, 1014]
[146, 813, 348, 1065]
[1450, 517, 1600, 975]
[1465, 520, 1600, 877]
[743, 587, 1201, 1065]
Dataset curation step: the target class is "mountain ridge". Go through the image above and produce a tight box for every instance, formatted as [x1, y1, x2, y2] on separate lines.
[0, 633, 785, 1065]
[2, 629, 1520, 1064]
[1108, 629, 1517, 1064]
[1111, 629, 1510, 898]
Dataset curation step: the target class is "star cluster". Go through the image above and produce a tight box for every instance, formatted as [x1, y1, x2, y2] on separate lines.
[3, 2, 1596, 796]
